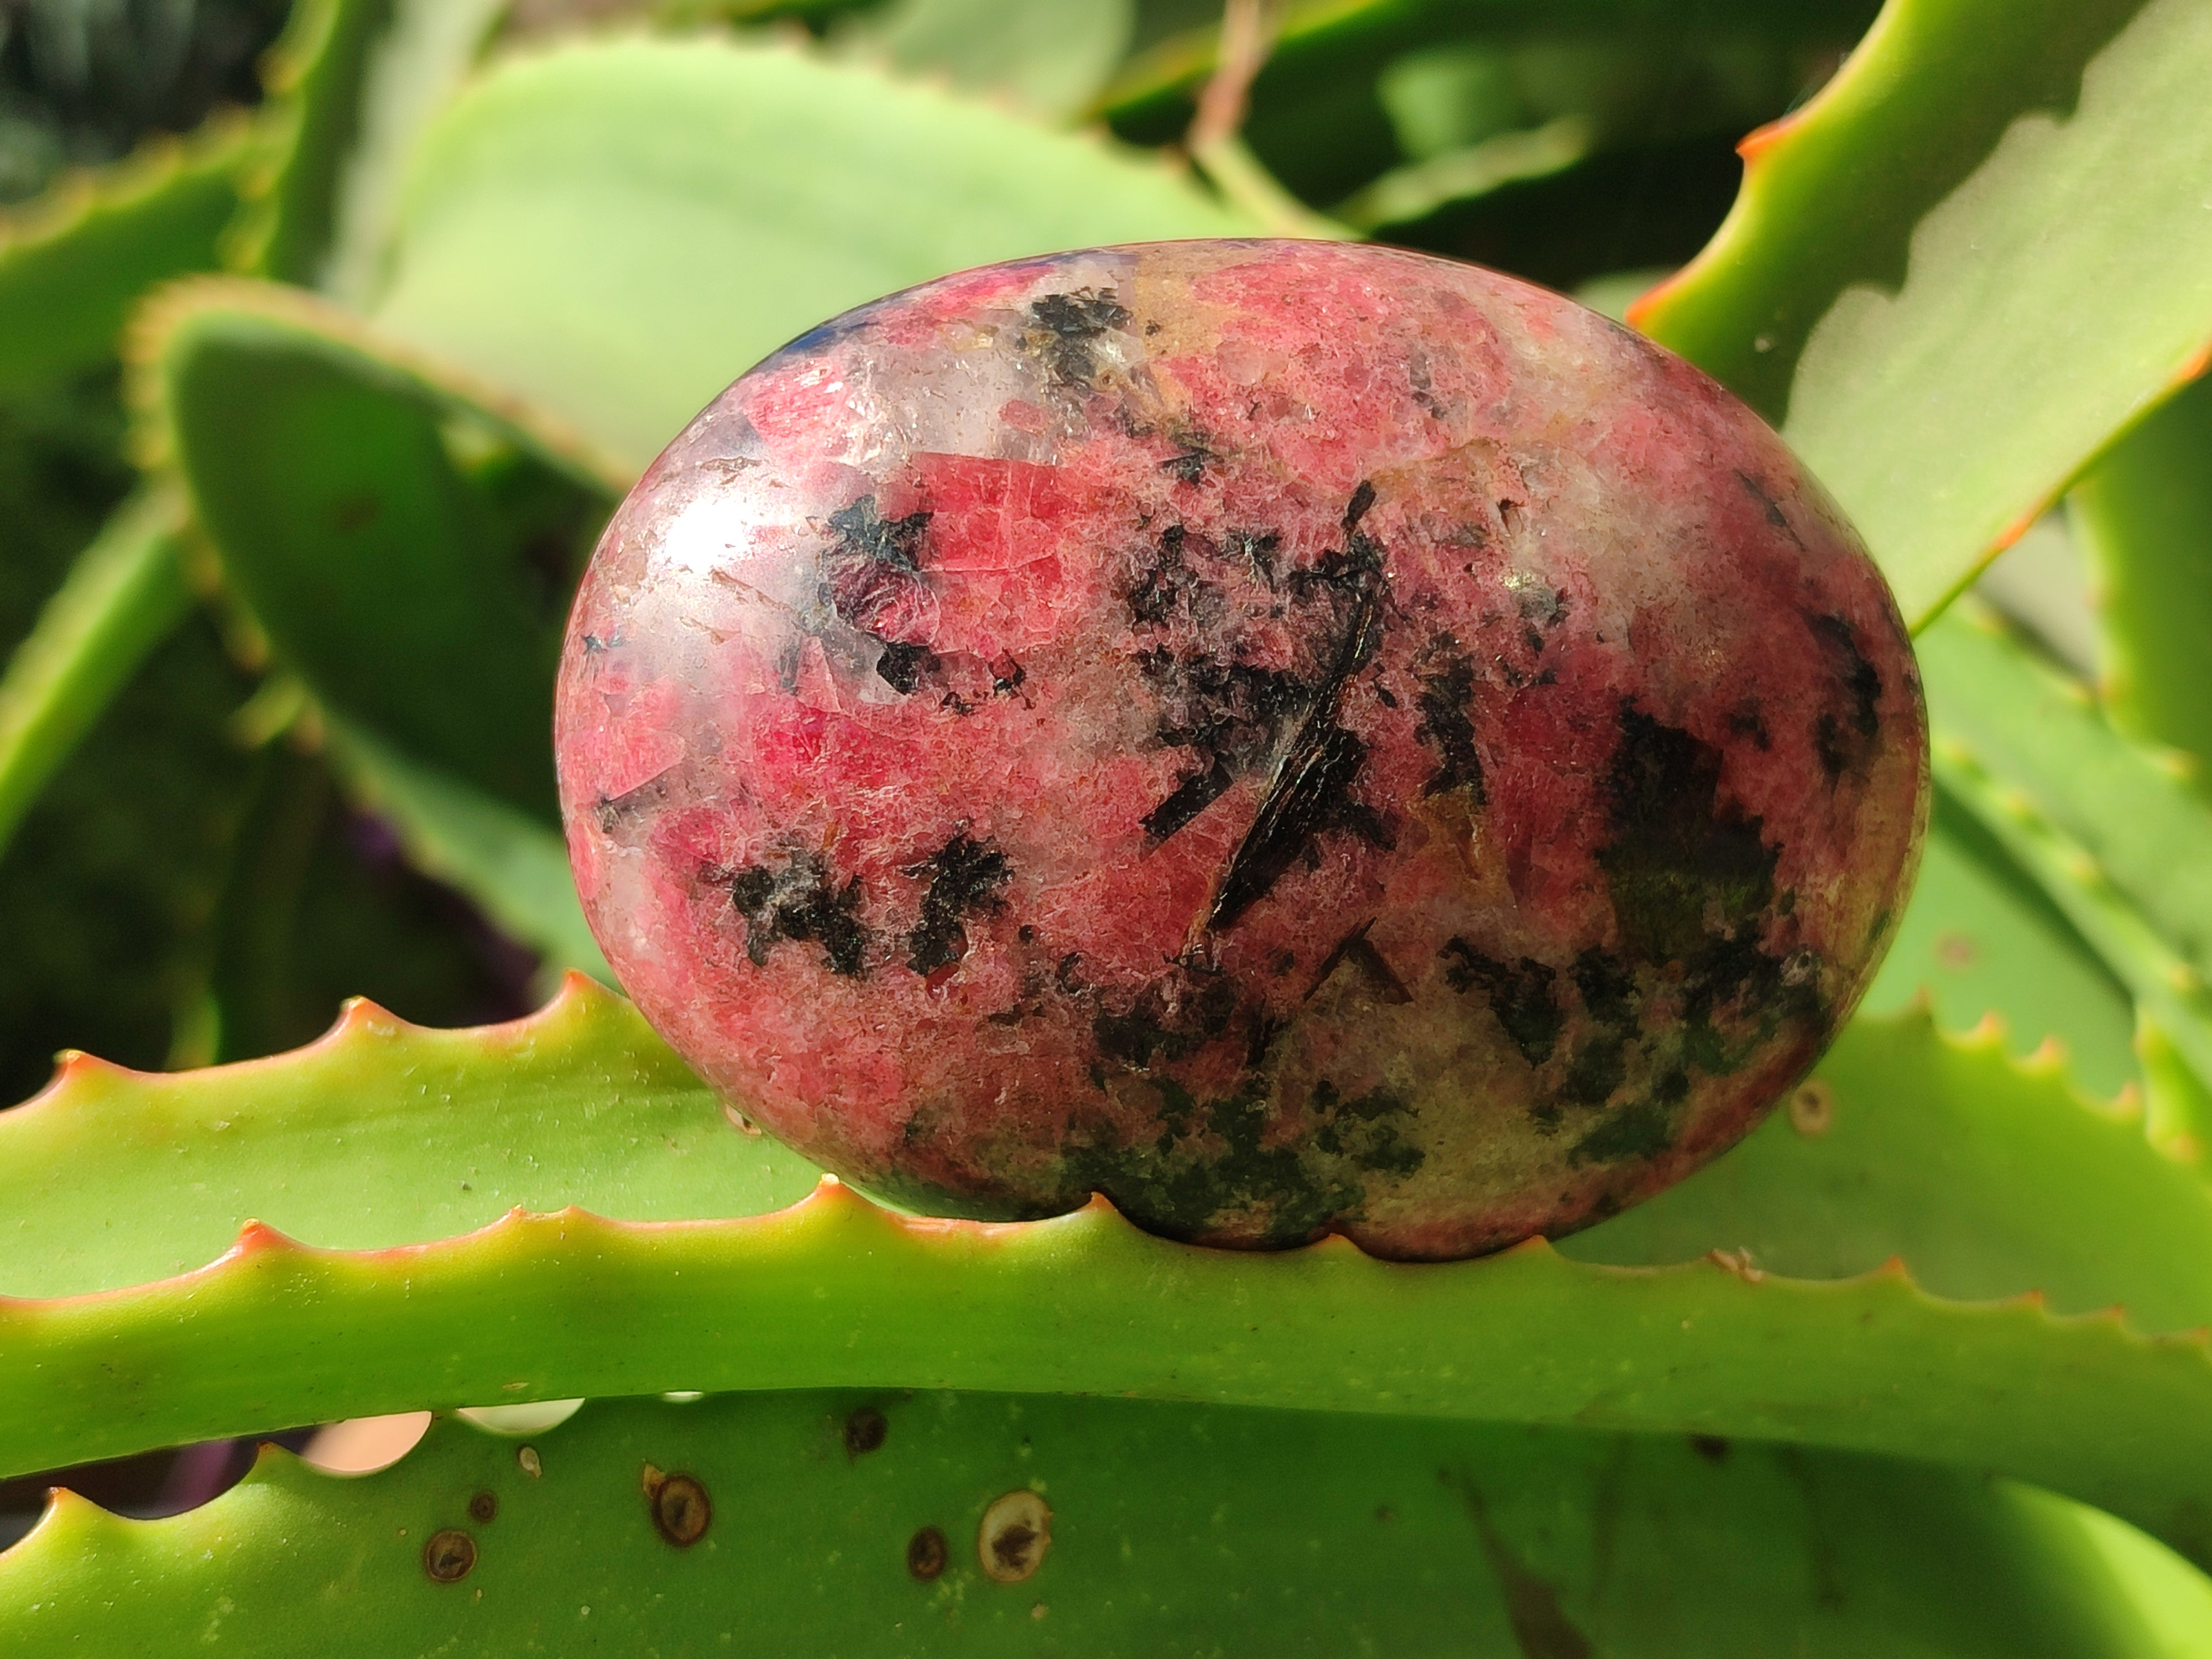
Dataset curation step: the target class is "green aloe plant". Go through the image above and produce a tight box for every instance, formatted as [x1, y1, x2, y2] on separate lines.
[3, 0, 2212, 1650]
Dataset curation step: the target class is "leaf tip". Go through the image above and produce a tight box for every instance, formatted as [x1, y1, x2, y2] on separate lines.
[1622, 270, 1687, 335]
[20, 1046, 132, 1109]
[229, 1218, 303, 1260]
[330, 995, 411, 1044]
[553, 967, 610, 1005]
[1964, 1009, 2010, 1048]
[1734, 113, 1798, 164]
[2157, 1130, 2205, 1167]
[1991, 505, 2042, 555]
[795, 1171, 880, 1223]
[0, 1483, 115, 1567]
[1704, 1246, 1767, 1284]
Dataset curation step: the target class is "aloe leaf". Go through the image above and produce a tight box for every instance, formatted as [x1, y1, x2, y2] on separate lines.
[0, 487, 191, 860]
[1565, 1009, 2212, 1331]
[320, 716, 608, 980]
[1333, 114, 1593, 232]
[317, 0, 513, 305]
[1918, 605, 2212, 994]
[1097, 0, 1416, 123]
[1094, 0, 1875, 128]
[2140, 1014, 2212, 1167]
[233, 0, 508, 293]
[10, 951, 2187, 1322]
[1931, 740, 2212, 1103]
[2070, 370, 2212, 782]
[837, 0, 1135, 122]
[231, 0, 393, 282]
[1634, 0, 2147, 418]
[2, 1393, 2198, 1658]
[1121, 21, 1872, 247]
[9, 1185, 2212, 1572]
[1634, 0, 2212, 627]
[2060, 1493, 2212, 1659]
[8, 982, 2212, 1560]
[143, 278, 620, 819]
[371, 35, 1259, 473]
[0, 119, 249, 395]
[1859, 801, 2138, 1095]
[0, 975, 814, 1301]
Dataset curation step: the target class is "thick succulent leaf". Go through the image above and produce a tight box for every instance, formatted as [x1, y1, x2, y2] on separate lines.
[2071, 369, 2212, 781]
[1931, 739, 2212, 1107]
[2139, 1013, 2212, 1169]
[9, 957, 2190, 1319]
[0, 119, 248, 395]
[0, 488, 190, 859]
[1334, 115, 1594, 232]
[13, 980, 2212, 1557]
[1098, 0, 1430, 121]
[1634, 0, 2212, 627]
[837, 0, 1135, 122]
[1919, 605, 2212, 995]
[1635, 0, 2145, 417]
[321, 716, 608, 980]
[1094, 0, 1875, 126]
[233, 0, 507, 293]
[0, 976, 814, 1301]
[2065, 1495, 2212, 1659]
[1566, 1009, 2210, 1329]
[1858, 799, 2138, 1095]
[1111, 11, 1877, 237]
[8, 1185, 2212, 1571]
[317, 0, 513, 304]
[371, 35, 1259, 472]
[140, 279, 620, 818]
[4, 1393, 2201, 1658]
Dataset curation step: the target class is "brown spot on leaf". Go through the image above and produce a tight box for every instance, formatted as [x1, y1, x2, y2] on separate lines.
[978, 1489, 1052, 1583]
[907, 1525, 950, 1580]
[1689, 1434, 1731, 1462]
[517, 1446, 541, 1478]
[468, 1490, 498, 1524]
[1787, 1079, 1835, 1136]
[845, 1406, 889, 1457]
[643, 1464, 712, 1547]
[423, 1529, 476, 1583]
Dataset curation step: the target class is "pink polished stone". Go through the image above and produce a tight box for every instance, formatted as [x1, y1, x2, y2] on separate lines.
[555, 240, 1927, 1260]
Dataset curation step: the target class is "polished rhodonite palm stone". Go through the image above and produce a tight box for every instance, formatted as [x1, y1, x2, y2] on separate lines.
[555, 239, 1927, 1260]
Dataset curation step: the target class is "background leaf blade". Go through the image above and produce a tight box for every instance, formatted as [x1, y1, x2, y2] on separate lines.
[372, 35, 1259, 471]
[0, 487, 190, 859]
[1636, 0, 2212, 624]
[4, 1391, 2200, 1658]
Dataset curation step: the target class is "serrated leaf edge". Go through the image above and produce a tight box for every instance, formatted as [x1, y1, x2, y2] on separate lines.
[13, 968, 628, 1117]
[121, 273, 634, 492]
[5, 1161, 2181, 1342]
[0, 111, 253, 262]
[447, 26, 1260, 239]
